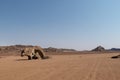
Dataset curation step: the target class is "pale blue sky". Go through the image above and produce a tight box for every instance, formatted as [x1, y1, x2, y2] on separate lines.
[0, 0, 120, 50]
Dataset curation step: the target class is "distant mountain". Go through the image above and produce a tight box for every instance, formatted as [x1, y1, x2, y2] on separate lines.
[0, 45, 34, 56]
[44, 47, 76, 52]
[0, 45, 77, 56]
[92, 46, 105, 51]
[110, 48, 120, 51]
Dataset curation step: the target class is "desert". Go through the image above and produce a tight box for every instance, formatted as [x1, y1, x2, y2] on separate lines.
[1, 0, 120, 80]
[0, 50, 120, 80]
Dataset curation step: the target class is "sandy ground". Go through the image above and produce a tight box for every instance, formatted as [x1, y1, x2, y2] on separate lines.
[0, 53, 120, 80]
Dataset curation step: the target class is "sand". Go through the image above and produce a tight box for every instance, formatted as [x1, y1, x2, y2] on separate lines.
[0, 53, 120, 80]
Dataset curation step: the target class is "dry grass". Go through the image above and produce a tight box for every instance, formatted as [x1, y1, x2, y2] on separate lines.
[0, 53, 120, 80]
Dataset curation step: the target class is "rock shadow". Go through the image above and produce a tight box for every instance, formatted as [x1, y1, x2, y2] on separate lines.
[15, 59, 29, 61]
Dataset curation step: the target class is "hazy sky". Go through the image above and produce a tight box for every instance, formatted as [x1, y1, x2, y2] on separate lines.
[0, 0, 120, 50]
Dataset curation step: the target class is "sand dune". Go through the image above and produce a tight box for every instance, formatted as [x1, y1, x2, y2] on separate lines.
[0, 53, 120, 80]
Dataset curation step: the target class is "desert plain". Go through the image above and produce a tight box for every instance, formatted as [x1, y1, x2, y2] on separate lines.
[0, 53, 120, 80]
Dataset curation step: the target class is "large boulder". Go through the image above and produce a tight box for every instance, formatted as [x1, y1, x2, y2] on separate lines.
[92, 46, 105, 51]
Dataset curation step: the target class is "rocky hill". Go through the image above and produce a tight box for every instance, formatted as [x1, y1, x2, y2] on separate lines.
[110, 48, 120, 51]
[0, 45, 34, 56]
[92, 46, 105, 51]
[0, 45, 76, 56]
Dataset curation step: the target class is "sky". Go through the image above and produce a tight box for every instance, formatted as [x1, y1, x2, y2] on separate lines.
[0, 0, 120, 50]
